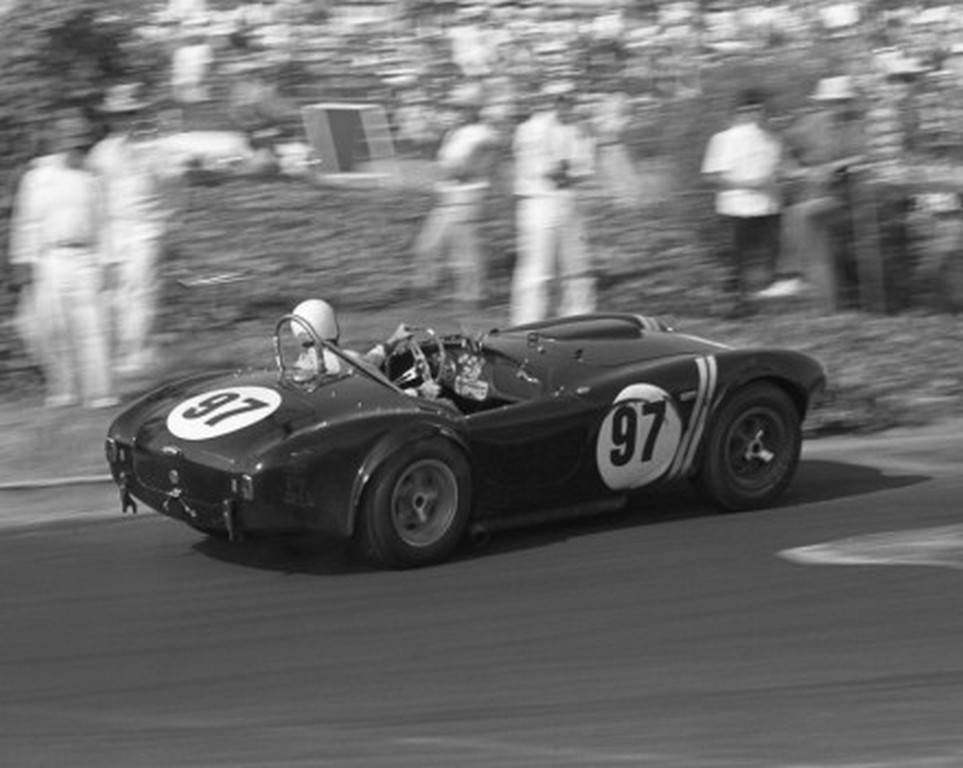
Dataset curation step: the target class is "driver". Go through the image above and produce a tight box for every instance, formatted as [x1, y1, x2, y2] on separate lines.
[291, 299, 441, 398]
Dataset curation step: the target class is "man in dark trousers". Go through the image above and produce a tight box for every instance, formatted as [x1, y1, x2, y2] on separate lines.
[701, 88, 784, 317]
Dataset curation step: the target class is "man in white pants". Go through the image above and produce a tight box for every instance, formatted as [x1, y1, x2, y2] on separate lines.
[9, 113, 117, 408]
[412, 83, 498, 306]
[88, 83, 178, 377]
[510, 81, 596, 326]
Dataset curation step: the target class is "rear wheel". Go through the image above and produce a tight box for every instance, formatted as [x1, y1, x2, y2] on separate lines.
[358, 438, 471, 568]
[696, 382, 801, 511]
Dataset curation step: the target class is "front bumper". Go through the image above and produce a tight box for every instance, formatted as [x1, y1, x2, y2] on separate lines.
[105, 437, 344, 539]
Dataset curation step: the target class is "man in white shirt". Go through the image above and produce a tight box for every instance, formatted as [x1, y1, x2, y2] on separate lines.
[9, 113, 117, 408]
[88, 84, 180, 377]
[510, 80, 596, 325]
[701, 88, 783, 316]
[412, 83, 498, 307]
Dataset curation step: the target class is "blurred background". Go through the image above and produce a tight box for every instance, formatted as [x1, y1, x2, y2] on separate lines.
[1, 0, 962, 436]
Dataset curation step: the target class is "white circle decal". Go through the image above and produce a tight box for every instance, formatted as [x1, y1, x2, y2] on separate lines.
[167, 386, 282, 441]
[596, 383, 682, 490]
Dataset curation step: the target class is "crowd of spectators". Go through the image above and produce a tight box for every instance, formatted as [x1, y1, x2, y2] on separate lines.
[132, 2, 963, 176]
[5, 0, 963, 410]
[116, 1, 963, 316]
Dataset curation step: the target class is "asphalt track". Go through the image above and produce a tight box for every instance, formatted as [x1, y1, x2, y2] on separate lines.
[1, 424, 962, 768]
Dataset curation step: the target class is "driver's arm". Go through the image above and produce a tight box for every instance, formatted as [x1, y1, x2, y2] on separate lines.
[364, 323, 412, 369]
[417, 380, 441, 399]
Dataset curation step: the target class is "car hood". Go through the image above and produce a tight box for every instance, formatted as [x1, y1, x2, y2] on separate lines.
[112, 368, 416, 471]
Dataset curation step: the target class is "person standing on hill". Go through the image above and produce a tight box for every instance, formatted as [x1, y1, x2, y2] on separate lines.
[8, 112, 118, 409]
[756, 76, 867, 307]
[701, 88, 784, 317]
[171, 17, 214, 123]
[412, 83, 499, 307]
[510, 80, 596, 326]
[88, 83, 180, 378]
[593, 83, 640, 208]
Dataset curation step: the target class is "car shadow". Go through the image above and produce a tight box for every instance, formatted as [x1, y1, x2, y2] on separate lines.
[193, 533, 372, 575]
[192, 458, 930, 575]
[465, 458, 930, 562]
[783, 458, 929, 506]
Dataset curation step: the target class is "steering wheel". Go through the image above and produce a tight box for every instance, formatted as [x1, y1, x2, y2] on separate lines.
[389, 327, 447, 391]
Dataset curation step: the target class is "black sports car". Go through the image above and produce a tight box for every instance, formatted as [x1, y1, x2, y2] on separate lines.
[105, 312, 825, 568]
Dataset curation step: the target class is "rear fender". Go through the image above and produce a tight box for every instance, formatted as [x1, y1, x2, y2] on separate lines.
[347, 422, 468, 536]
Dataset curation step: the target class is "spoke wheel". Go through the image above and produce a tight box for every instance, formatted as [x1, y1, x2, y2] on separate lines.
[696, 383, 801, 511]
[358, 438, 471, 568]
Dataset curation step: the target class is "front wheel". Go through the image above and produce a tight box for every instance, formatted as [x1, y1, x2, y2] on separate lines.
[357, 438, 471, 568]
[695, 382, 802, 511]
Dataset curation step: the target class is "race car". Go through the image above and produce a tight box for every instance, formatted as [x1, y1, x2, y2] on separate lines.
[105, 312, 825, 568]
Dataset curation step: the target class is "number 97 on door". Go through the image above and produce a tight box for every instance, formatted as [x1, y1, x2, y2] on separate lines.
[596, 383, 683, 490]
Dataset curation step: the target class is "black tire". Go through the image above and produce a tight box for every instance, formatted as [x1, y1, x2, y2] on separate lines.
[696, 382, 802, 512]
[357, 438, 471, 568]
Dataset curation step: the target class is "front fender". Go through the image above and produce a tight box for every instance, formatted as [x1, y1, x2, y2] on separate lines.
[685, 352, 826, 478]
[347, 420, 468, 536]
[714, 350, 826, 419]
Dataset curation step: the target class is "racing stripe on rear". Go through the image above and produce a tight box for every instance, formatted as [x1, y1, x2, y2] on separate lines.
[665, 355, 708, 480]
[678, 355, 717, 476]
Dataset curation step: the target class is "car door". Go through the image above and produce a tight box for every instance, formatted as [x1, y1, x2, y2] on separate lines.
[464, 393, 604, 513]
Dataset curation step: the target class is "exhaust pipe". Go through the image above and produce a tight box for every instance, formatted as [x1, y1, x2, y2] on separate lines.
[469, 524, 491, 548]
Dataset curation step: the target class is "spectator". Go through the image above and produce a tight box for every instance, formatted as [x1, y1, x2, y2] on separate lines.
[701, 88, 784, 317]
[171, 18, 214, 116]
[757, 76, 866, 303]
[412, 82, 499, 307]
[593, 83, 641, 208]
[8, 113, 118, 409]
[226, 55, 298, 169]
[510, 80, 596, 326]
[88, 83, 181, 378]
[394, 88, 438, 158]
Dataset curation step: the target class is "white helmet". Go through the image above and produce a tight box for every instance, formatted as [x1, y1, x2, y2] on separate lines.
[292, 299, 339, 343]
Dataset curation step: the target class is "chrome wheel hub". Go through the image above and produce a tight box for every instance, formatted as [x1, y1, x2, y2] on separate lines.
[391, 459, 458, 548]
[743, 428, 775, 464]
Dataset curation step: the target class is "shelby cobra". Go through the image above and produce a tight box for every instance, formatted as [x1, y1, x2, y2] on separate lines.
[105, 312, 825, 568]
